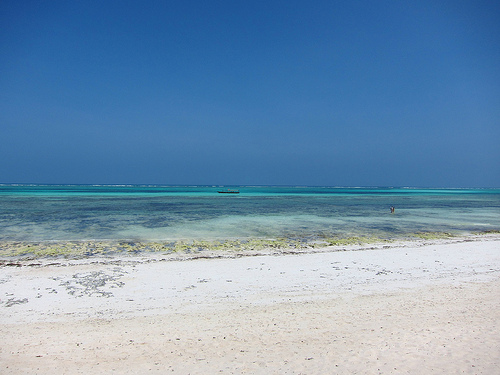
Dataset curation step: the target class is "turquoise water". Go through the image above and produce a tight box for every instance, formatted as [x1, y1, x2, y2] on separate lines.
[0, 185, 499, 242]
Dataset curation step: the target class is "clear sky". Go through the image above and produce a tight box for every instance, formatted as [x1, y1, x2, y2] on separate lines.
[1, 1, 499, 187]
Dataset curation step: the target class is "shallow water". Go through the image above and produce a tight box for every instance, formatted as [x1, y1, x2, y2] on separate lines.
[1, 185, 499, 242]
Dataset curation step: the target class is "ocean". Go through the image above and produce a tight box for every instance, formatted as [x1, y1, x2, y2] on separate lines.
[1, 185, 499, 257]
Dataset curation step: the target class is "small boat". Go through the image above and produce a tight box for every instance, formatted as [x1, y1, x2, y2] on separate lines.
[218, 189, 240, 194]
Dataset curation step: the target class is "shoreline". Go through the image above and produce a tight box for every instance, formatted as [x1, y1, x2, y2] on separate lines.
[1, 236, 499, 373]
[1, 232, 499, 265]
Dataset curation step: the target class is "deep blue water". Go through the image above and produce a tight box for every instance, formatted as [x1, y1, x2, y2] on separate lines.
[0, 185, 499, 241]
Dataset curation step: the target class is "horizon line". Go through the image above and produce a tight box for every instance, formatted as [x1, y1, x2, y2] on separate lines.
[1, 183, 499, 190]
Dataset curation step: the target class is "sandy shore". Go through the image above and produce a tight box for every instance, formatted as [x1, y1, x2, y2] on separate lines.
[1, 236, 499, 374]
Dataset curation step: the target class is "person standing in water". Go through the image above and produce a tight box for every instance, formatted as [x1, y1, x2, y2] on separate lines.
[390, 206, 395, 214]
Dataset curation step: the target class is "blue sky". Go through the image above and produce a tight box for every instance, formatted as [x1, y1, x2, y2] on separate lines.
[1, 1, 499, 187]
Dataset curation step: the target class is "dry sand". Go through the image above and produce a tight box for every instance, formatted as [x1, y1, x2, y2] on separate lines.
[1, 236, 499, 374]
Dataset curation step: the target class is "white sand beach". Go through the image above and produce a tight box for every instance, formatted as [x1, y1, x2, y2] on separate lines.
[1, 235, 499, 374]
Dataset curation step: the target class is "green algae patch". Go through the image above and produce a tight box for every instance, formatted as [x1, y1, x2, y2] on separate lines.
[473, 229, 500, 235]
[1, 232, 472, 261]
[327, 236, 368, 246]
[169, 238, 303, 253]
[318, 235, 392, 248]
[0, 237, 386, 260]
[143, 242, 172, 252]
[0, 238, 313, 260]
[239, 238, 302, 251]
[0, 242, 40, 258]
[411, 232, 455, 240]
[0, 241, 122, 259]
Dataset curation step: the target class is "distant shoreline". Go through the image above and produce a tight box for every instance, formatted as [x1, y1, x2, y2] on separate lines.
[2, 183, 499, 188]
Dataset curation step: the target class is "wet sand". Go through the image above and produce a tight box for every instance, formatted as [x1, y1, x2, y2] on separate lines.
[1, 236, 499, 374]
